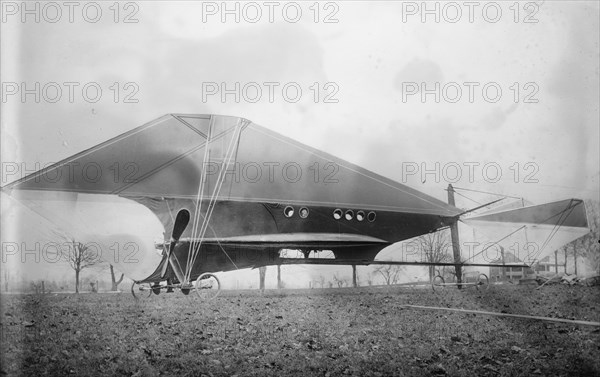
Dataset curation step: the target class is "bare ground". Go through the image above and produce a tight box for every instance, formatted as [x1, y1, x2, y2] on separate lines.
[1, 284, 599, 376]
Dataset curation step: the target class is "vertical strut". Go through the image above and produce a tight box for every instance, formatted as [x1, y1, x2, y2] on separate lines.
[448, 184, 462, 289]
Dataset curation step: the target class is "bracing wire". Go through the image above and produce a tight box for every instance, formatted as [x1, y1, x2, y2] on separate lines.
[451, 186, 523, 200]
[184, 118, 213, 283]
[186, 123, 242, 281]
[464, 225, 527, 262]
[183, 119, 244, 283]
[465, 200, 581, 267]
[527, 200, 579, 263]
[452, 190, 483, 206]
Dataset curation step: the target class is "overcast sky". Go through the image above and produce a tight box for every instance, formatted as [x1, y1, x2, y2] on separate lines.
[1, 1, 598, 287]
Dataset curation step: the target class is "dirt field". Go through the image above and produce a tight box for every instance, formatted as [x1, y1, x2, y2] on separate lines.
[1, 284, 599, 376]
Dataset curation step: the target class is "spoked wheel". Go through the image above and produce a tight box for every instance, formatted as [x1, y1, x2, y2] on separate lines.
[131, 282, 153, 300]
[195, 273, 221, 300]
[432, 275, 445, 292]
[476, 273, 490, 291]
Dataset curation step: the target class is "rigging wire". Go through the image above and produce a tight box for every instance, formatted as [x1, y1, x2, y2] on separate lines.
[464, 200, 581, 266]
[463, 225, 527, 262]
[452, 190, 483, 206]
[528, 200, 579, 262]
[184, 120, 244, 283]
[187, 124, 242, 280]
[185, 118, 214, 283]
[451, 186, 523, 200]
[207, 224, 239, 270]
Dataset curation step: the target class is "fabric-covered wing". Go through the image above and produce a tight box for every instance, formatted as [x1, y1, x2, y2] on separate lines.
[462, 199, 589, 265]
[3, 114, 460, 218]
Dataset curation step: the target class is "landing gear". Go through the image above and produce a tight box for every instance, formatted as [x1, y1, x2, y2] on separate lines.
[131, 282, 153, 300]
[432, 275, 445, 292]
[431, 273, 490, 291]
[131, 273, 221, 300]
[195, 273, 221, 300]
[476, 273, 489, 291]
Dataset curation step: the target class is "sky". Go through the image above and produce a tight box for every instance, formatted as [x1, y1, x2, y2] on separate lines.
[1, 1, 599, 288]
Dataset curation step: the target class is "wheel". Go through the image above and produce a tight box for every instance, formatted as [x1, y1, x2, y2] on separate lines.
[195, 273, 221, 300]
[131, 282, 153, 300]
[477, 273, 489, 291]
[432, 275, 445, 292]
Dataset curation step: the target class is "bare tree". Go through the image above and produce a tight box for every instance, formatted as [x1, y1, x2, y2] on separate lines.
[109, 264, 124, 291]
[332, 273, 346, 288]
[416, 230, 452, 281]
[56, 239, 101, 293]
[317, 274, 325, 288]
[374, 264, 403, 285]
[578, 200, 599, 274]
[560, 199, 600, 275]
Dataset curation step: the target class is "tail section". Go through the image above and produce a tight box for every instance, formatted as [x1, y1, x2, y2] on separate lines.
[463, 199, 589, 265]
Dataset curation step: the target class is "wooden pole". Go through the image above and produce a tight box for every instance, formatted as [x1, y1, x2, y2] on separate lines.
[352, 265, 357, 288]
[259, 266, 266, 291]
[277, 264, 282, 289]
[500, 247, 507, 281]
[447, 184, 462, 289]
[403, 304, 600, 327]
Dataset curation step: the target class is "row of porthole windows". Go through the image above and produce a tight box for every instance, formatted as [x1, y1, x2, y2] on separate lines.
[284, 206, 309, 218]
[333, 209, 376, 222]
[282, 206, 376, 222]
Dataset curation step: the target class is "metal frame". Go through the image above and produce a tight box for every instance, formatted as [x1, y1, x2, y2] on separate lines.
[131, 272, 221, 300]
[431, 273, 490, 291]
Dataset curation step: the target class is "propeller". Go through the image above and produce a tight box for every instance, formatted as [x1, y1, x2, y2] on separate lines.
[169, 209, 190, 255]
[161, 209, 190, 280]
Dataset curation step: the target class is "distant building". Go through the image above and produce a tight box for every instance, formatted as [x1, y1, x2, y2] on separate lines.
[489, 251, 534, 282]
[463, 270, 482, 283]
[532, 256, 555, 275]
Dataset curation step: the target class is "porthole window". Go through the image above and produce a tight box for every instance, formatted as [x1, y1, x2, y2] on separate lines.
[299, 207, 309, 218]
[333, 209, 343, 220]
[367, 211, 376, 222]
[284, 206, 294, 218]
[345, 210, 354, 221]
[356, 211, 365, 222]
